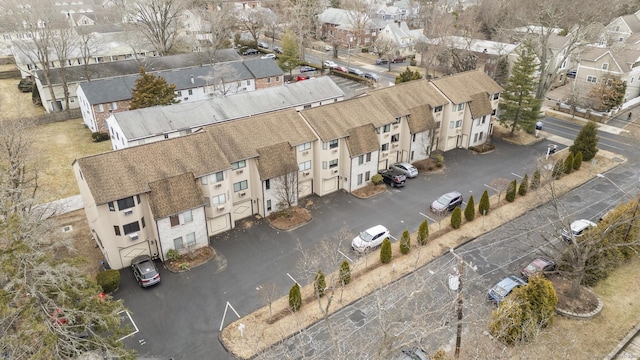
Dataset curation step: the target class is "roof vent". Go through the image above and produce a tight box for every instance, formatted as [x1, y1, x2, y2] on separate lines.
[190, 75, 194, 84]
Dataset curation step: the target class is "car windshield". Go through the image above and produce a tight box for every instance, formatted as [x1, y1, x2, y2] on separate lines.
[359, 231, 373, 242]
[525, 264, 538, 273]
[437, 195, 451, 205]
[493, 285, 508, 297]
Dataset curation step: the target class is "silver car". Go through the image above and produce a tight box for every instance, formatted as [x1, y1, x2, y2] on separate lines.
[391, 162, 418, 178]
[430, 191, 463, 213]
[131, 255, 161, 287]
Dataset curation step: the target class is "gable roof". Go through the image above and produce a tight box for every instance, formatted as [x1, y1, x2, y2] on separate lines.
[468, 92, 492, 119]
[620, 14, 640, 33]
[346, 124, 379, 157]
[148, 173, 204, 219]
[75, 131, 229, 205]
[111, 76, 344, 141]
[431, 70, 503, 104]
[243, 58, 284, 78]
[407, 104, 436, 133]
[256, 142, 299, 180]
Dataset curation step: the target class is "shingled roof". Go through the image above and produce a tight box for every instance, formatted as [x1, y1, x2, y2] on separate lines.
[148, 173, 204, 219]
[431, 70, 503, 105]
[346, 124, 380, 157]
[75, 131, 229, 205]
[468, 92, 493, 119]
[255, 142, 299, 181]
[366, 79, 448, 117]
[406, 104, 436, 133]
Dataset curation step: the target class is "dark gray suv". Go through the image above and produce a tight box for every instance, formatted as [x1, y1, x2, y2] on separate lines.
[430, 191, 463, 213]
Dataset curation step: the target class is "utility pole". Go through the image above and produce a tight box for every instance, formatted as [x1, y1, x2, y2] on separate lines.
[449, 248, 477, 360]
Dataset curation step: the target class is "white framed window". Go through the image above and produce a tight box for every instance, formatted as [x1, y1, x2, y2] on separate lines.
[298, 142, 311, 151]
[449, 121, 454, 129]
[587, 75, 597, 83]
[357, 173, 363, 185]
[173, 237, 183, 249]
[358, 155, 364, 165]
[391, 134, 399, 142]
[201, 177, 208, 185]
[233, 180, 248, 192]
[602, 63, 609, 70]
[97, 104, 104, 112]
[266, 199, 272, 211]
[381, 143, 389, 151]
[188, 89, 193, 95]
[183, 210, 193, 223]
[186, 232, 196, 245]
[329, 159, 338, 168]
[455, 120, 462, 128]
[299, 160, 311, 171]
[322, 161, 327, 169]
[493, 93, 499, 100]
[383, 124, 391, 133]
[212, 194, 226, 205]
[434, 105, 443, 112]
[231, 160, 246, 169]
[209, 171, 224, 183]
[457, 103, 465, 111]
[329, 139, 339, 149]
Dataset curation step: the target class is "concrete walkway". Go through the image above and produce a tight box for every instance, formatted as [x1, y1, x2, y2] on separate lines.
[37, 194, 84, 217]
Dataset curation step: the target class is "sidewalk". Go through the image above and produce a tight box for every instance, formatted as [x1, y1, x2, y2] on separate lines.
[36, 194, 84, 218]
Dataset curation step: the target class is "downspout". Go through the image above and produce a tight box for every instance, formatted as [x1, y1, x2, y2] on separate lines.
[155, 220, 164, 261]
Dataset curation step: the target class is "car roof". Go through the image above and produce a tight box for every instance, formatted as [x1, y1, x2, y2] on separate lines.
[529, 258, 554, 269]
[132, 254, 152, 264]
[570, 219, 596, 232]
[394, 162, 414, 167]
[498, 276, 525, 290]
[441, 191, 461, 199]
[365, 224, 388, 234]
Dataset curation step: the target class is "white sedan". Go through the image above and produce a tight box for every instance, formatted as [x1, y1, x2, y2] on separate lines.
[323, 60, 338, 69]
[351, 225, 390, 252]
[261, 53, 276, 60]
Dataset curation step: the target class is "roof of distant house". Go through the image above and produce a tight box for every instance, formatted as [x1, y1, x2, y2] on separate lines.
[431, 70, 503, 105]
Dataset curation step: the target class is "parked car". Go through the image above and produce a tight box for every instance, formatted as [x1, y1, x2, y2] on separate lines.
[430, 191, 463, 213]
[521, 257, 557, 279]
[261, 53, 276, 60]
[131, 255, 161, 287]
[379, 169, 406, 187]
[561, 219, 597, 241]
[364, 72, 379, 81]
[300, 65, 317, 73]
[351, 225, 390, 252]
[391, 162, 418, 178]
[323, 60, 338, 69]
[488, 275, 527, 304]
[566, 70, 577, 78]
[258, 41, 269, 49]
[334, 66, 348, 73]
[376, 58, 389, 65]
[242, 48, 259, 56]
[273, 46, 283, 54]
[348, 68, 365, 77]
[297, 76, 309, 81]
[400, 347, 430, 360]
[391, 56, 407, 63]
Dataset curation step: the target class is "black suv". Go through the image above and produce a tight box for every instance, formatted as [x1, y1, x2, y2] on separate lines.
[379, 169, 406, 187]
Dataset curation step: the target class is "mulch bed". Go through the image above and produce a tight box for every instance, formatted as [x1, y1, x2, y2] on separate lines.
[165, 246, 216, 272]
[352, 184, 386, 198]
[550, 275, 600, 314]
[267, 207, 312, 230]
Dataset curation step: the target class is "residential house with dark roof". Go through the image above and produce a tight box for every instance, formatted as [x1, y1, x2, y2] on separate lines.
[73, 70, 502, 269]
[317, 8, 386, 47]
[77, 57, 283, 133]
[106, 76, 345, 149]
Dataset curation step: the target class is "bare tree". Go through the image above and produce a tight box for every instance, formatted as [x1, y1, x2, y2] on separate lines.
[342, 0, 375, 47]
[371, 37, 397, 71]
[237, 8, 270, 46]
[188, 4, 236, 62]
[75, 27, 102, 81]
[127, 0, 183, 55]
[273, 172, 298, 211]
[280, 0, 321, 61]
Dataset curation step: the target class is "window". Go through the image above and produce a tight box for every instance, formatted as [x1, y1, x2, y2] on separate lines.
[587, 75, 597, 83]
[177, 90, 182, 96]
[231, 160, 246, 170]
[615, 25, 620, 32]
[186, 232, 196, 245]
[267, 77, 271, 84]
[365, 171, 370, 181]
[201, 177, 208, 185]
[366, 153, 371, 162]
[117, 196, 135, 211]
[457, 104, 465, 111]
[188, 89, 193, 95]
[449, 121, 455, 129]
[357, 173, 363, 185]
[123, 221, 140, 235]
[381, 143, 389, 151]
[303, 104, 311, 109]
[170, 215, 179, 227]
[474, 133, 478, 143]
[322, 161, 327, 169]
[394, 117, 401, 124]
[174, 237, 183, 249]
[391, 134, 399, 142]
[212, 194, 226, 205]
[136, 195, 141, 204]
[276, 76, 280, 82]
[479, 131, 484, 141]
[602, 63, 609, 70]
[247, 80, 251, 86]
[358, 154, 364, 165]
[265, 179, 270, 190]
[493, 93, 499, 100]
[210, 171, 224, 183]
[329, 159, 338, 168]
[434, 105, 443, 113]
[97, 104, 104, 112]
[141, 217, 146, 228]
[298, 142, 311, 152]
[205, 197, 211, 207]
[233, 180, 248, 192]
[382, 124, 391, 133]
[183, 210, 193, 223]
[299, 160, 311, 171]
[266, 199, 272, 211]
[455, 120, 462, 128]
[108, 202, 115, 211]
[329, 139, 339, 149]
[114, 226, 121, 236]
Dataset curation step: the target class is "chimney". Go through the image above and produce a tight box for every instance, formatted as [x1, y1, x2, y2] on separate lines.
[190, 75, 194, 84]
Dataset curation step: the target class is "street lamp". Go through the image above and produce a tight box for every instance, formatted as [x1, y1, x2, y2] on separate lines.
[596, 173, 626, 193]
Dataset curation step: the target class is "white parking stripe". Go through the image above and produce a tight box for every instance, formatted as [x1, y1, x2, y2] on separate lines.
[117, 310, 139, 341]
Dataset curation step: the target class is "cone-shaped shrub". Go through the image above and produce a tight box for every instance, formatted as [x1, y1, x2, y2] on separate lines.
[314, 270, 326, 297]
[399, 230, 411, 254]
[573, 151, 583, 170]
[552, 159, 564, 179]
[518, 174, 529, 196]
[451, 206, 462, 229]
[505, 179, 517, 202]
[417, 220, 429, 245]
[479, 189, 490, 215]
[339, 260, 351, 285]
[380, 238, 392, 263]
[564, 153, 574, 174]
[464, 195, 475, 222]
[96, 269, 120, 293]
[289, 283, 302, 312]
[531, 169, 541, 190]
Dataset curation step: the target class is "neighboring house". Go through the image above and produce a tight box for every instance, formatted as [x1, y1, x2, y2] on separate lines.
[376, 22, 416, 57]
[35, 50, 242, 114]
[574, 46, 640, 104]
[77, 57, 279, 132]
[74, 70, 502, 269]
[431, 70, 503, 151]
[317, 8, 385, 47]
[376, 5, 406, 22]
[546, 34, 575, 87]
[106, 76, 345, 149]
[601, 10, 640, 46]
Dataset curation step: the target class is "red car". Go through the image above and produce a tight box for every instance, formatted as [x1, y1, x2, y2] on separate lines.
[521, 257, 557, 279]
[334, 66, 348, 73]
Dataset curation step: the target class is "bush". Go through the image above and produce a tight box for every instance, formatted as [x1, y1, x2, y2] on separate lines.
[564, 153, 574, 174]
[478, 190, 490, 215]
[505, 179, 517, 202]
[434, 154, 444, 168]
[431, 349, 450, 360]
[380, 238, 392, 263]
[91, 132, 110, 142]
[464, 195, 475, 222]
[417, 220, 429, 245]
[166, 249, 179, 261]
[552, 159, 564, 179]
[518, 174, 529, 196]
[314, 270, 326, 297]
[569, 121, 599, 161]
[371, 173, 384, 185]
[96, 269, 120, 293]
[400, 230, 410, 254]
[531, 169, 541, 190]
[289, 283, 302, 312]
[451, 206, 462, 229]
[339, 260, 351, 285]
[489, 298, 526, 345]
[573, 151, 583, 170]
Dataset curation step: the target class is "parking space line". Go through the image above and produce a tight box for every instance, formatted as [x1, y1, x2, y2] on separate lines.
[419, 212, 435, 223]
[117, 310, 139, 341]
[389, 235, 398, 241]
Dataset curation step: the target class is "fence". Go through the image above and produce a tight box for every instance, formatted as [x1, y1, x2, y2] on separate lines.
[25, 108, 83, 125]
[551, 103, 607, 123]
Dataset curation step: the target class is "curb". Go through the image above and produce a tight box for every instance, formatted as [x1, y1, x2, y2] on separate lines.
[555, 287, 603, 320]
[163, 246, 216, 273]
[604, 321, 640, 360]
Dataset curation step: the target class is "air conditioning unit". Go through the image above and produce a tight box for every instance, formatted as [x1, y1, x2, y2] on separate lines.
[303, 151, 309, 155]
[393, 124, 399, 128]
[217, 205, 225, 211]
[382, 152, 388, 156]
[456, 128, 462, 133]
[215, 183, 222, 188]
[332, 149, 338, 153]
[304, 171, 310, 176]
[237, 169, 243, 174]
[384, 133, 390, 137]
[124, 209, 133, 216]
[129, 233, 139, 241]
[392, 143, 399, 148]
[332, 169, 339, 174]
[239, 191, 246, 196]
